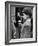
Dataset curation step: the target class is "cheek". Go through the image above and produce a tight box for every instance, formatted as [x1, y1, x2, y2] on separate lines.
[23, 16, 27, 19]
[23, 14, 28, 19]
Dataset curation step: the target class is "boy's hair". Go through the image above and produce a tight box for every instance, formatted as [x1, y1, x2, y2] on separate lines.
[22, 7, 32, 18]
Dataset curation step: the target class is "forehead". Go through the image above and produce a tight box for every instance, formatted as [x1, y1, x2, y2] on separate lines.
[22, 13, 30, 17]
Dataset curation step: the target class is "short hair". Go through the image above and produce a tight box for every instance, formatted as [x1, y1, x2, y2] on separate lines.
[22, 7, 32, 18]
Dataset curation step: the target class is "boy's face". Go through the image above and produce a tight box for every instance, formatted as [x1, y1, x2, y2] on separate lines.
[21, 13, 29, 20]
[23, 13, 29, 19]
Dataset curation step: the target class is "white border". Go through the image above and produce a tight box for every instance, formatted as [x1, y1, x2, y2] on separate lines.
[8, 4, 36, 43]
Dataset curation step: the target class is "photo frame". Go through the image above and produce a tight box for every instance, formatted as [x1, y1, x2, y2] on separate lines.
[5, 1, 37, 45]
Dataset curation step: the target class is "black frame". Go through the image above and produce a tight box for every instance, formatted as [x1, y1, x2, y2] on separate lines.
[5, 1, 37, 45]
